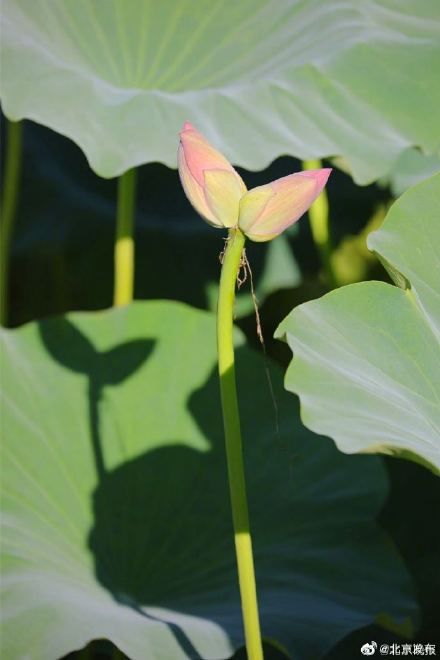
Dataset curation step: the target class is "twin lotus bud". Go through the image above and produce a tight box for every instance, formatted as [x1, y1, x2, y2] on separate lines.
[178, 122, 331, 242]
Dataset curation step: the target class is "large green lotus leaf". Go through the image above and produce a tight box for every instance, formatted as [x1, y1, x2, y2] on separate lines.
[1, 302, 416, 660]
[1, 1, 439, 182]
[276, 173, 440, 473]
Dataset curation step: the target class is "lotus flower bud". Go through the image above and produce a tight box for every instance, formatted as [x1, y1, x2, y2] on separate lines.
[178, 122, 246, 228]
[238, 169, 332, 242]
[178, 123, 331, 242]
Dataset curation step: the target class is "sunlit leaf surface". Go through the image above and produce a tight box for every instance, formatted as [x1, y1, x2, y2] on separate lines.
[277, 173, 440, 473]
[1, 0, 439, 181]
[1, 301, 416, 659]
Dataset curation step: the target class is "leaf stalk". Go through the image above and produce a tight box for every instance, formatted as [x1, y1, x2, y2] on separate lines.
[114, 168, 137, 306]
[303, 158, 336, 288]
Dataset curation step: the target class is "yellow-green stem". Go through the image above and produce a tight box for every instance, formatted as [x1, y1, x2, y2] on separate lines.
[114, 168, 137, 306]
[1, 120, 23, 326]
[303, 159, 336, 288]
[217, 227, 264, 660]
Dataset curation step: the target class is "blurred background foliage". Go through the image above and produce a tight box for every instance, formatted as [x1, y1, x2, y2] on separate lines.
[3, 119, 391, 329]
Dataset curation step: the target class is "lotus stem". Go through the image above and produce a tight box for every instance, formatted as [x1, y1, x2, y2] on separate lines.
[217, 227, 264, 660]
[303, 159, 336, 288]
[0, 120, 23, 326]
[114, 168, 137, 306]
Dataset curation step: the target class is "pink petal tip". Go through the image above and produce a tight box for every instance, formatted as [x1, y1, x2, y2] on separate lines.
[302, 168, 332, 188]
[181, 121, 194, 135]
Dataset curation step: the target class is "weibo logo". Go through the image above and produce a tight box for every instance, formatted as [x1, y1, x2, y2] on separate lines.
[361, 641, 377, 656]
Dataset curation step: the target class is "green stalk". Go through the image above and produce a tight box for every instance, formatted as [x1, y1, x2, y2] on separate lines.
[1, 120, 23, 326]
[114, 168, 137, 306]
[217, 227, 264, 660]
[303, 159, 336, 288]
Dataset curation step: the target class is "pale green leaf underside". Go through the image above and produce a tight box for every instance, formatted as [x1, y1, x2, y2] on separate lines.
[1, 302, 416, 660]
[277, 173, 440, 473]
[384, 148, 440, 196]
[1, 0, 439, 181]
